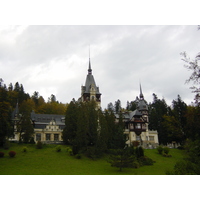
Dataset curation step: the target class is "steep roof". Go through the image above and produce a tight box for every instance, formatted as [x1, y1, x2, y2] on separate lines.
[31, 111, 65, 125]
[137, 99, 148, 111]
[83, 58, 101, 94]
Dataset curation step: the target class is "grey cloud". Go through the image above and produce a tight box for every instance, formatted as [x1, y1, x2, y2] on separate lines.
[0, 25, 199, 109]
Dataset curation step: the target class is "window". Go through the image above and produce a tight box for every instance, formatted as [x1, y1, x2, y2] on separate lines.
[136, 123, 141, 129]
[46, 134, 51, 141]
[36, 134, 41, 141]
[136, 135, 141, 141]
[149, 136, 154, 141]
[54, 134, 59, 141]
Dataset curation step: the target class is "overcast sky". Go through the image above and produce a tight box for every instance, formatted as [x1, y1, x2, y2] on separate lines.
[0, 25, 199, 109]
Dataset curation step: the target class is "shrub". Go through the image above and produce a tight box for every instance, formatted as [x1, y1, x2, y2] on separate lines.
[9, 151, 16, 158]
[163, 147, 170, 155]
[75, 154, 82, 159]
[22, 146, 28, 152]
[163, 153, 172, 157]
[56, 145, 61, 152]
[66, 147, 71, 152]
[157, 146, 163, 154]
[0, 152, 4, 158]
[68, 149, 73, 156]
[36, 141, 43, 149]
[139, 156, 154, 166]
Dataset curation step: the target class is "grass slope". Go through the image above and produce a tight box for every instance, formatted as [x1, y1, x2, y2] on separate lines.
[0, 144, 185, 175]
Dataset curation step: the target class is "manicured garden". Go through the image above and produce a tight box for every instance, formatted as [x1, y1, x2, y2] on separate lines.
[0, 143, 185, 175]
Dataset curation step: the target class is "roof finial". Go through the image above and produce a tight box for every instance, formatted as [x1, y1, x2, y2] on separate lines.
[139, 82, 144, 99]
[88, 45, 92, 75]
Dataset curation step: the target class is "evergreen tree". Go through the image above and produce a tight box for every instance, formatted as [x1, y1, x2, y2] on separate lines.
[76, 102, 89, 150]
[114, 99, 121, 113]
[163, 95, 187, 144]
[0, 86, 12, 146]
[19, 112, 34, 143]
[97, 109, 109, 153]
[87, 101, 98, 146]
[108, 149, 135, 172]
[107, 102, 114, 112]
[126, 100, 137, 111]
[31, 91, 40, 106]
[62, 99, 78, 144]
[149, 93, 170, 144]
[104, 110, 117, 149]
[18, 101, 34, 143]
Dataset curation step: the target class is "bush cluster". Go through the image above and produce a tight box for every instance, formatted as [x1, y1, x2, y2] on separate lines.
[9, 151, 16, 158]
[157, 146, 163, 154]
[22, 146, 28, 152]
[75, 154, 82, 159]
[156, 146, 171, 157]
[55, 145, 61, 152]
[139, 156, 154, 165]
[66, 147, 73, 156]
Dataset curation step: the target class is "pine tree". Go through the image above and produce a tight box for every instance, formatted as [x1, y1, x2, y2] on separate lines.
[62, 99, 78, 144]
[108, 149, 135, 172]
[0, 86, 12, 146]
[149, 94, 170, 144]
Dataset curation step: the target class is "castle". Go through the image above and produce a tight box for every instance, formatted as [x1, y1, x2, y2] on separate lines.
[11, 57, 159, 148]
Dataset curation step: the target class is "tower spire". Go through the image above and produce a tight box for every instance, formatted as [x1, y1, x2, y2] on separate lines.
[139, 83, 144, 99]
[88, 45, 92, 75]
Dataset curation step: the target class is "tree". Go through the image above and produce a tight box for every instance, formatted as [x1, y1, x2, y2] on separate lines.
[181, 51, 200, 105]
[149, 93, 170, 144]
[19, 113, 34, 143]
[0, 102, 12, 146]
[18, 100, 34, 143]
[0, 86, 13, 146]
[48, 94, 57, 103]
[31, 91, 40, 106]
[75, 102, 89, 150]
[108, 149, 135, 172]
[62, 99, 78, 144]
[185, 106, 200, 141]
[126, 100, 137, 111]
[114, 99, 121, 113]
[163, 95, 187, 144]
[107, 102, 114, 112]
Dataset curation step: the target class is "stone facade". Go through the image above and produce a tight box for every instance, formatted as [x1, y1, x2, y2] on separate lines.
[115, 85, 159, 148]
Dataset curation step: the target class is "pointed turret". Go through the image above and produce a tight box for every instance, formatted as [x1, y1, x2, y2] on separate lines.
[81, 55, 101, 108]
[137, 84, 148, 112]
[139, 83, 144, 100]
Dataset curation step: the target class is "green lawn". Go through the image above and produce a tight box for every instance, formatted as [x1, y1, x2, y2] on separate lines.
[0, 144, 185, 175]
